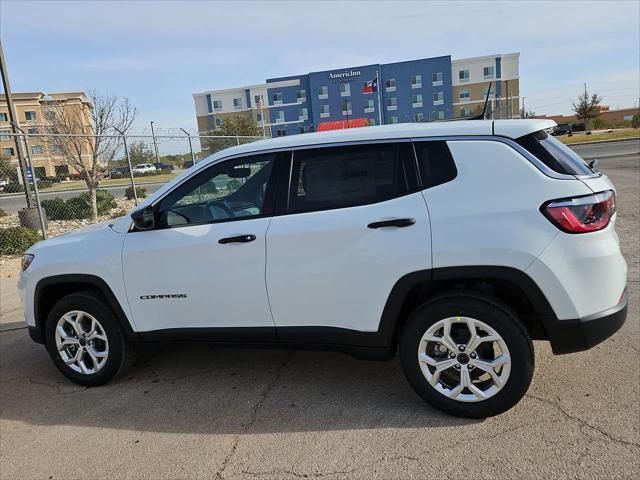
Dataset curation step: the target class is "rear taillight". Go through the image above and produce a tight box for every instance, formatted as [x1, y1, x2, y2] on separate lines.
[541, 190, 616, 234]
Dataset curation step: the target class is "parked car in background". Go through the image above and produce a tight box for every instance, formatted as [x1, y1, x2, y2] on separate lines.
[18, 120, 627, 418]
[132, 163, 156, 175]
[552, 123, 572, 136]
[153, 162, 175, 172]
[109, 167, 130, 179]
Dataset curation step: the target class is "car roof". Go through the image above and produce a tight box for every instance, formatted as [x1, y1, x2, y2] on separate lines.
[202, 119, 556, 164]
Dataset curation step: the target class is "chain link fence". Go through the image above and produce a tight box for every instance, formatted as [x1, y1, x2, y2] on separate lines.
[0, 132, 265, 256]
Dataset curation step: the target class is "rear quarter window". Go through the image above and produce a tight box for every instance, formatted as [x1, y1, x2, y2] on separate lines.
[414, 141, 458, 188]
[515, 130, 594, 176]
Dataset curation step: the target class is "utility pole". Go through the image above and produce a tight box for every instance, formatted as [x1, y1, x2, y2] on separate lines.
[180, 127, 195, 165]
[0, 40, 32, 207]
[150, 121, 160, 164]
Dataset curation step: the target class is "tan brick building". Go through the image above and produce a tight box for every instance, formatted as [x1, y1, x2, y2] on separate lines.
[0, 92, 93, 178]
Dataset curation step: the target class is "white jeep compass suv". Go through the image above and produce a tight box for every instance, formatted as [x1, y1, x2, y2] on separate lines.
[18, 120, 627, 418]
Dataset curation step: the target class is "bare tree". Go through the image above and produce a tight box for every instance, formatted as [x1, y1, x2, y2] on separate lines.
[572, 87, 602, 132]
[44, 91, 137, 221]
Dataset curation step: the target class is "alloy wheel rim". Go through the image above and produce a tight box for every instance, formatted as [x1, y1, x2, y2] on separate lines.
[417, 316, 511, 402]
[55, 310, 109, 375]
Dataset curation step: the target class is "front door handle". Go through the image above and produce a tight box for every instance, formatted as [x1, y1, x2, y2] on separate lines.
[367, 218, 416, 229]
[218, 234, 256, 244]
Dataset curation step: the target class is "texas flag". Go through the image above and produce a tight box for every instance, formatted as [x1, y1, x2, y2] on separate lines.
[363, 78, 377, 94]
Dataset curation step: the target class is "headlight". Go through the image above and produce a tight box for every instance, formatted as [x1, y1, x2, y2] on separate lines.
[21, 254, 35, 271]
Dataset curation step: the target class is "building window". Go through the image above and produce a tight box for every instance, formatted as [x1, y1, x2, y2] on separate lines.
[297, 89, 306, 102]
[2, 147, 14, 156]
[460, 107, 473, 118]
[31, 145, 43, 155]
[431, 110, 445, 121]
[275, 110, 285, 123]
[298, 107, 308, 120]
[459, 70, 470, 82]
[320, 104, 330, 118]
[340, 83, 351, 97]
[233, 98, 243, 110]
[411, 74, 422, 88]
[386, 97, 397, 111]
[277, 128, 286, 137]
[483, 86, 494, 98]
[412, 94, 423, 107]
[51, 144, 63, 154]
[342, 101, 352, 116]
[388, 116, 398, 124]
[25, 111, 36, 121]
[483, 66, 495, 79]
[213, 100, 222, 112]
[385, 78, 396, 92]
[433, 91, 444, 105]
[272, 92, 283, 105]
[432, 72, 443, 86]
[0, 113, 8, 122]
[369, 118, 376, 126]
[27, 127, 38, 134]
[413, 113, 424, 122]
[459, 90, 470, 102]
[318, 86, 328, 99]
[364, 99, 374, 113]
[299, 125, 310, 134]
[256, 112, 264, 125]
[0, 129, 9, 140]
[214, 117, 223, 127]
[254, 95, 265, 108]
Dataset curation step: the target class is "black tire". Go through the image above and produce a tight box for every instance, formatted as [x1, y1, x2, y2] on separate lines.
[44, 291, 132, 386]
[400, 293, 534, 418]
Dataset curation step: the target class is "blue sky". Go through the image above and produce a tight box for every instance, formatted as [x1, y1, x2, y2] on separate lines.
[1, 0, 639, 138]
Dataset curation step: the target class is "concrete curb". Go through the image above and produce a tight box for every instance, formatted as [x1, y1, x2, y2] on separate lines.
[564, 137, 640, 147]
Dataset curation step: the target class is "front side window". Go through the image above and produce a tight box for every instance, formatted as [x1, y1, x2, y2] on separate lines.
[157, 153, 278, 228]
[414, 141, 457, 188]
[516, 130, 594, 175]
[288, 143, 410, 213]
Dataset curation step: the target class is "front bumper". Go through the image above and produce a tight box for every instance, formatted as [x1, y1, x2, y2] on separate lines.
[546, 289, 628, 354]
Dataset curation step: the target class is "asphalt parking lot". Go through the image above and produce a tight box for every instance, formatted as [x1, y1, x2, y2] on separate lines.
[1, 146, 638, 479]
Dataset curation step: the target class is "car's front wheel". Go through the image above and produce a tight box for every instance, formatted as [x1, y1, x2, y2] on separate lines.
[44, 291, 131, 386]
[400, 293, 534, 418]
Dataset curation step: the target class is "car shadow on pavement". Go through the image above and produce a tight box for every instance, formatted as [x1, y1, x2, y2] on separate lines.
[0, 330, 479, 434]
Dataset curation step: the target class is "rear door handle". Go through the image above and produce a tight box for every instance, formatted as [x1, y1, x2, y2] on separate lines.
[218, 234, 256, 244]
[367, 218, 416, 229]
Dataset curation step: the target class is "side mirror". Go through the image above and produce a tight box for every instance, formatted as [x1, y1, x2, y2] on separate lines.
[131, 205, 155, 230]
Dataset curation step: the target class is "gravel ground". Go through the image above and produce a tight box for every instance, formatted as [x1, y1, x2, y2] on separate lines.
[0, 153, 638, 480]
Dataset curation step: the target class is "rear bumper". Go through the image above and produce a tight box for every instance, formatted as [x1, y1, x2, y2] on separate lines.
[546, 289, 628, 354]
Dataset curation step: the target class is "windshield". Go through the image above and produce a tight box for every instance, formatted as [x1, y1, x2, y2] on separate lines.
[516, 130, 595, 176]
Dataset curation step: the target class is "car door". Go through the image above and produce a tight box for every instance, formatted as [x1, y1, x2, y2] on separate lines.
[122, 151, 285, 336]
[265, 141, 432, 338]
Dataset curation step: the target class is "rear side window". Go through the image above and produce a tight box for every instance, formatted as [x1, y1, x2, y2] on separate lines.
[288, 143, 411, 213]
[414, 141, 457, 188]
[515, 130, 594, 175]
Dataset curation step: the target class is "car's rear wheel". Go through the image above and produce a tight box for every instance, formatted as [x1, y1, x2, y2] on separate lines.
[44, 291, 131, 386]
[400, 293, 534, 418]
